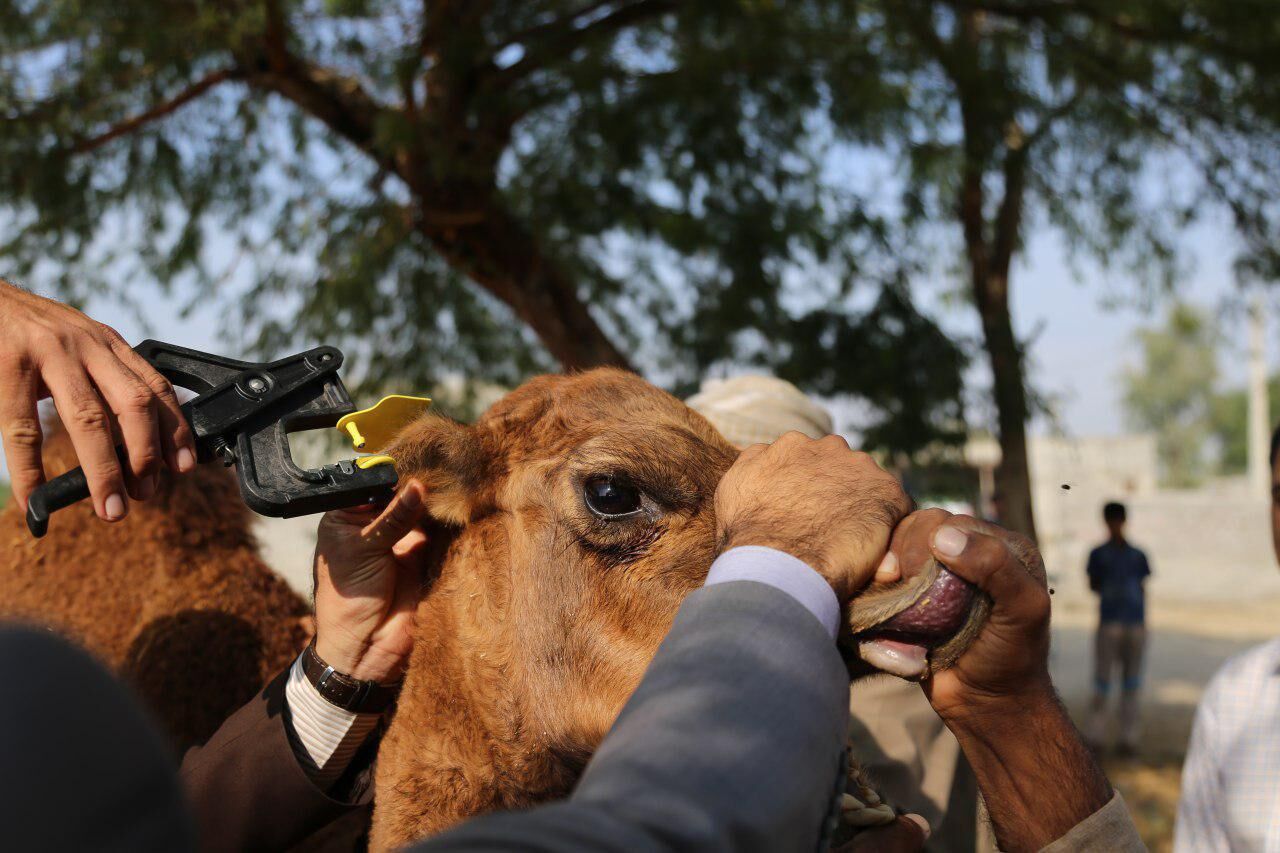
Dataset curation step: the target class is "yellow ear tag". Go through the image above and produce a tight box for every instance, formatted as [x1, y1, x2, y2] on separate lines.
[354, 455, 397, 470]
[336, 395, 433, 467]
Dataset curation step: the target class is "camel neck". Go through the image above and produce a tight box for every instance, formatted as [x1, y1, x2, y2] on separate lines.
[368, 606, 576, 850]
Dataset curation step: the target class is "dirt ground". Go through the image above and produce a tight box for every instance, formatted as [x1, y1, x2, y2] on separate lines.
[1049, 596, 1280, 852]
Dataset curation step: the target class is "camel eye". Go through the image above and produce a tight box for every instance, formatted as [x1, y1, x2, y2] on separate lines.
[583, 475, 643, 519]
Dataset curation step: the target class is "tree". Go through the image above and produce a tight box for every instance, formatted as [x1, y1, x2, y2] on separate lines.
[1210, 375, 1280, 475]
[813, 0, 1280, 536]
[0, 0, 965, 458]
[1121, 303, 1219, 487]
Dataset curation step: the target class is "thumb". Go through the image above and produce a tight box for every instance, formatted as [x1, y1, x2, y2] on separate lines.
[360, 480, 427, 550]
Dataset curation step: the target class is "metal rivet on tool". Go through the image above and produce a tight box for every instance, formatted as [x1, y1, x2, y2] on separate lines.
[247, 377, 267, 393]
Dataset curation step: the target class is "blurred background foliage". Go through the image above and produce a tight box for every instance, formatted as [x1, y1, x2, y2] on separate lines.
[1122, 303, 1220, 488]
[3, 0, 1280, 533]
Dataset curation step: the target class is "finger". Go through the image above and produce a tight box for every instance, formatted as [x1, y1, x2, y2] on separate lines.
[873, 551, 900, 583]
[819, 432, 851, 450]
[84, 343, 162, 500]
[105, 331, 196, 474]
[845, 814, 929, 852]
[391, 527, 429, 561]
[361, 480, 427, 549]
[889, 508, 952, 577]
[44, 359, 128, 521]
[772, 429, 811, 449]
[735, 442, 767, 463]
[942, 515, 1047, 587]
[0, 357, 47, 511]
[930, 521, 1049, 620]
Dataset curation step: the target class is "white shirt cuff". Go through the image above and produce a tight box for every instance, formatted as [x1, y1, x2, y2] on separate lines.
[284, 653, 383, 789]
[704, 545, 840, 638]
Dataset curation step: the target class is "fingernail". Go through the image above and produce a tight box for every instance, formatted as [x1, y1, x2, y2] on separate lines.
[176, 448, 196, 473]
[905, 813, 931, 838]
[874, 551, 900, 583]
[136, 475, 156, 501]
[104, 493, 127, 521]
[934, 526, 967, 558]
[399, 482, 421, 508]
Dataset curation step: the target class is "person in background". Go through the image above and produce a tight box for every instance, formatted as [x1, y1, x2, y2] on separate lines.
[687, 376, 990, 853]
[1174, 424, 1280, 851]
[1084, 501, 1152, 756]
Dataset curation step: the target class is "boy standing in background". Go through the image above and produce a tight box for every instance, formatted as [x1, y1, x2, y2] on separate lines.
[1085, 501, 1152, 756]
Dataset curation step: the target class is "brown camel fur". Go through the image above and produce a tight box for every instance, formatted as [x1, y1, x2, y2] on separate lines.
[0, 369, 990, 849]
[368, 368, 982, 849]
[0, 429, 310, 752]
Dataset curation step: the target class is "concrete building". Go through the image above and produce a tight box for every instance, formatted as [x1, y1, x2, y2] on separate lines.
[966, 430, 1279, 607]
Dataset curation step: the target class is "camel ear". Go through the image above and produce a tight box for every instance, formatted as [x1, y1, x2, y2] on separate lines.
[385, 414, 491, 525]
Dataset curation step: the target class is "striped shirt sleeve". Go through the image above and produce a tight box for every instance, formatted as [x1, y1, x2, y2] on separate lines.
[283, 653, 383, 789]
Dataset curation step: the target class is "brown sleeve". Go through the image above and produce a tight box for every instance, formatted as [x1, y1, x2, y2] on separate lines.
[179, 668, 373, 852]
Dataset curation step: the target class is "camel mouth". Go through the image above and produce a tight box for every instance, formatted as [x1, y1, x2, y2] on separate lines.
[856, 567, 977, 680]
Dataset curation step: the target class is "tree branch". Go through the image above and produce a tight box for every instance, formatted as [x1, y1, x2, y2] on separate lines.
[496, 0, 616, 50]
[944, 0, 1164, 41]
[238, 0, 402, 177]
[952, 8, 992, 289]
[245, 56, 398, 175]
[70, 69, 240, 154]
[991, 139, 1028, 279]
[497, 0, 676, 81]
[1026, 88, 1083, 146]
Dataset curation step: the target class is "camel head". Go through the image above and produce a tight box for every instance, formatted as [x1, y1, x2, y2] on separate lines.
[388, 369, 737, 748]
[369, 368, 988, 847]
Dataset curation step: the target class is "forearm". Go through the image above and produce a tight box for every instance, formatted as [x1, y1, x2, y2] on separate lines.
[180, 669, 374, 851]
[284, 654, 383, 788]
[945, 690, 1111, 852]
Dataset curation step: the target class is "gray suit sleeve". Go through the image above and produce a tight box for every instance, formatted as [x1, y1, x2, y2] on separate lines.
[410, 580, 851, 853]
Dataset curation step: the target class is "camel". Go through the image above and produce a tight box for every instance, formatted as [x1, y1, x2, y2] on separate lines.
[368, 368, 983, 848]
[0, 368, 990, 850]
[0, 429, 310, 752]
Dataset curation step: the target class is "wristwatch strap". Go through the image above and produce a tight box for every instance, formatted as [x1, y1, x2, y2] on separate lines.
[300, 641, 400, 714]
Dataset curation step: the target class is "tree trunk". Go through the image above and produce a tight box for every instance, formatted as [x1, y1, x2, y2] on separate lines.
[944, 9, 1039, 540]
[973, 271, 1038, 541]
[417, 200, 631, 371]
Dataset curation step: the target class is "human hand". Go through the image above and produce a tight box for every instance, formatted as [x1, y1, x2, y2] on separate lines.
[886, 510, 1110, 851]
[714, 432, 911, 603]
[313, 481, 429, 684]
[883, 510, 1053, 720]
[0, 281, 196, 521]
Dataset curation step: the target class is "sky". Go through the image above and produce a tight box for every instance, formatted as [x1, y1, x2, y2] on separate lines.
[1, 165, 1275, 483]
